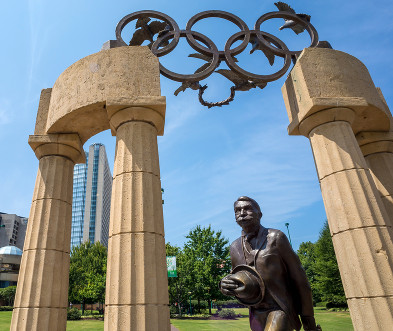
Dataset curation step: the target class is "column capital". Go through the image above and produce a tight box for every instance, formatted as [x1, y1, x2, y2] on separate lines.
[298, 107, 355, 137]
[28, 133, 85, 163]
[282, 48, 390, 136]
[107, 99, 166, 136]
[356, 131, 393, 156]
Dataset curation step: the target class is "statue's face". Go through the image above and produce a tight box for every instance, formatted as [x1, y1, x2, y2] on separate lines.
[234, 200, 261, 232]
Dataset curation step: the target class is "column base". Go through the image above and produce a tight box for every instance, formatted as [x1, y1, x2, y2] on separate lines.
[104, 304, 170, 331]
[11, 307, 67, 331]
[347, 296, 393, 331]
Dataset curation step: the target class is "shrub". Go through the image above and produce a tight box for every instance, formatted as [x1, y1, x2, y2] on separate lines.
[0, 306, 13, 311]
[218, 308, 237, 319]
[67, 307, 81, 320]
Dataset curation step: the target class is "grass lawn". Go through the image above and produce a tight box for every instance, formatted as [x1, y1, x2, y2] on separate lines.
[171, 308, 354, 331]
[0, 307, 353, 331]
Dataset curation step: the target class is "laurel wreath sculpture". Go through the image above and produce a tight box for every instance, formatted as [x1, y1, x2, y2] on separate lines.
[111, 2, 323, 108]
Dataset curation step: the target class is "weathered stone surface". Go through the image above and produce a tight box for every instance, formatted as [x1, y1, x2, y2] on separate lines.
[104, 304, 170, 331]
[106, 233, 168, 305]
[282, 49, 393, 331]
[112, 119, 161, 176]
[28, 133, 86, 164]
[45, 47, 165, 143]
[11, 307, 67, 331]
[14, 250, 70, 307]
[109, 173, 164, 236]
[11, 136, 82, 331]
[105, 114, 168, 331]
[34, 88, 52, 135]
[282, 48, 390, 135]
[347, 296, 393, 331]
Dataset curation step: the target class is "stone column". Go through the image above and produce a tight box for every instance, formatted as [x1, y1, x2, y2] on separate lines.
[104, 104, 169, 331]
[11, 134, 85, 331]
[357, 91, 393, 228]
[282, 48, 393, 330]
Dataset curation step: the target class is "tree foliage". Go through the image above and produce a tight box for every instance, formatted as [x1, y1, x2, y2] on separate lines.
[181, 225, 231, 314]
[68, 242, 107, 312]
[313, 222, 346, 306]
[0, 286, 16, 306]
[298, 221, 346, 307]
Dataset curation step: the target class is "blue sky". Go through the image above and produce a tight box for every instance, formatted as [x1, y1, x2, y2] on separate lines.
[1, 0, 392, 250]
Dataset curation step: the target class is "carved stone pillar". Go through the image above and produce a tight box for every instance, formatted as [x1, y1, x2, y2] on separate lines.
[357, 92, 393, 228]
[11, 134, 85, 331]
[282, 48, 393, 330]
[104, 104, 169, 331]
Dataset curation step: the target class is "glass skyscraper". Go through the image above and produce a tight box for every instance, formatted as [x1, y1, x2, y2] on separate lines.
[70, 143, 112, 248]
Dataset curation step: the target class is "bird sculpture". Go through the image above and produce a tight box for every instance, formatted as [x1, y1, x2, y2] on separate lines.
[215, 69, 267, 92]
[173, 53, 214, 96]
[129, 17, 170, 48]
[249, 36, 275, 66]
[274, 2, 311, 34]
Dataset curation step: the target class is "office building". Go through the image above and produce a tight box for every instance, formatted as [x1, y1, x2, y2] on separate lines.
[71, 143, 112, 248]
[0, 213, 27, 250]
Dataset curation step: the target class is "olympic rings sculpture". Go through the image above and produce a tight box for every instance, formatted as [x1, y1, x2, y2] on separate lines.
[114, 7, 320, 108]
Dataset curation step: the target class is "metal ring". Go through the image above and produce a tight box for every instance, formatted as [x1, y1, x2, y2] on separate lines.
[254, 11, 318, 57]
[224, 30, 292, 82]
[115, 10, 180, 56]
[151, 30, 220, 82]
[185, 10, 250, 60]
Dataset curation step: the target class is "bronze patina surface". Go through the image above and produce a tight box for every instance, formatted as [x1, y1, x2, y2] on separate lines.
[220, 196, 321, 331]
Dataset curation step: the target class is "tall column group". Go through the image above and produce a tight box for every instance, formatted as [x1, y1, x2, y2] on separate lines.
[283, 48, 393, 330]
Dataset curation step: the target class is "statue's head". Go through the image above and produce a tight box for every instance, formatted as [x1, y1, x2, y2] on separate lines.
[234, 196, 262, 233]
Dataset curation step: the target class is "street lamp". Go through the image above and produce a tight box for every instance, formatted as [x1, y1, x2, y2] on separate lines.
[285, 222, 292, 247]
[188, 291, 192, 315]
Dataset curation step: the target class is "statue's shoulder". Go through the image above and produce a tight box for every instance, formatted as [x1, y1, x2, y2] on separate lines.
[229, 237, 242, 253]
[266, 228, 287, 243]
[230, 237, 242, 249]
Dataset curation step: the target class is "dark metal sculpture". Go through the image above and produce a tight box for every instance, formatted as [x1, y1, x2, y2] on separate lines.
[219, 196, 322, 331]
[110, 3, 321, 108]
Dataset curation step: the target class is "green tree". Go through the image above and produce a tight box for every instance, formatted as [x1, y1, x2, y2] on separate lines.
[68, 242, 107, 314]
[0, 286, 16, 306]
[313, 221, 346, 307]
[166, 242, 187, 316]
[181, 225, 231, 314]
[297, 241, 321, 303]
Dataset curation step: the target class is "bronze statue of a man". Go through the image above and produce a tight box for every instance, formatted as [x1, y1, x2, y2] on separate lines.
[220, 196, 319, 331]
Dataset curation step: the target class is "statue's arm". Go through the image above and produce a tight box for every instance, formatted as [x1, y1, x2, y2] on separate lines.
[276, 231, 318, 331]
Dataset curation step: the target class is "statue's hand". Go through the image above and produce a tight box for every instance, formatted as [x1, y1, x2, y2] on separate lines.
[220, 275, 240, 296]
[301, 316, 320, 331]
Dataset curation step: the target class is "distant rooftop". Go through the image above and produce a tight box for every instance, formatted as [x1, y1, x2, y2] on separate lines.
[0, 246, 23, 256]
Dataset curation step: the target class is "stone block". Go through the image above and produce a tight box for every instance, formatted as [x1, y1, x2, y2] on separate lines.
[14, 249, 70, 308]
[109, 173, 164, 236]
[347, 295, 393, 330]
[332, 227, 393, 299]
[309, 120, 367, 180]
[31, 156, 74, 203]
[34, 88, 52, 135]
[105, 232, 168, 305]
[282, 48, 390, 135]
[46, 47, 163, 143]
[321, 169, 388, 235]
[112, 120, 161, 177]
[11, 307, 67, 331]
[104, 304, 170, 331]
[24, 198, 71, 252]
